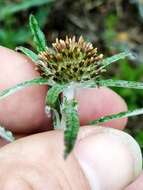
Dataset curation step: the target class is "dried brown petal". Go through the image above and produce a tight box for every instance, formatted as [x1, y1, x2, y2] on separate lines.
[37, 36, 105, 83]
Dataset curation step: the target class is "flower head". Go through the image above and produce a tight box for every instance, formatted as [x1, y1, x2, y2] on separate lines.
[37, 36, 104, 84]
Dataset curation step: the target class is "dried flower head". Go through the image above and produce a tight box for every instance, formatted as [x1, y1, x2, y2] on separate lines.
[38, 36, 104, 83]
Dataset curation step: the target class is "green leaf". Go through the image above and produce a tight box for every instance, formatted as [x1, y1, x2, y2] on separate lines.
[46, 84, 66, 107]
[82, 79, 143, 90]
[98, 51, 132, 71]
[0, 126, 15, 142]
[29, 14, 47, 52]
[63, 99, 80, 159]
[90, 108, 143, 125]
[98, 79, 143, 89]
[16, 46, 38, 62]
[0, 77, 51, 100]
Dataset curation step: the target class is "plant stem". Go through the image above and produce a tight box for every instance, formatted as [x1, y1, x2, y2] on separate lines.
[61, 83, 76, 129]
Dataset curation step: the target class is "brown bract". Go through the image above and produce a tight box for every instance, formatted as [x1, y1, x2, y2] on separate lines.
[38, 36, 104, 83]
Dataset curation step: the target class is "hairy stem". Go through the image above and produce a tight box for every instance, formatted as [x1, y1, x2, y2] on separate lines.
[61, 84, 76, 129]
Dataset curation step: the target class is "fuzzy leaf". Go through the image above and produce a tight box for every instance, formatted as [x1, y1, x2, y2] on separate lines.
[98, 79, 143, 89]
[29, 14, 47, 52]
[46, 84, 66, 107]
[63, 99, 80, 159]
[90, 108, 143, 125]
[82, 79, 143, 90]
[0, 77, 51, 100]
[98, 51, 131, 71]
[16, 46, 38, 62]
[0, 126, 15, 142]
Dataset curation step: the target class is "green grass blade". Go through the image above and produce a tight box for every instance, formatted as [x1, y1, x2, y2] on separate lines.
[98, 51, 131, 71]
[0, 126, 15, 142]
[16, 46, 38, 62]
[29, 14, 47, 52]
[90, 108, 143, 125]
[0, 77, 50, 100]
[46, 84, 66, 107]
[63, 99, 80, 159]
[98, 79, 143, 89]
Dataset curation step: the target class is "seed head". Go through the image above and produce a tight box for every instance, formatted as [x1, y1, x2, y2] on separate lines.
[37, 36, 105, 83]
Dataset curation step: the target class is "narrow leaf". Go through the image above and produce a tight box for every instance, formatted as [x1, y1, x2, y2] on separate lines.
[16, 46, 38, 62]
[98, 79, 143, 89]
[90, 108, 143, 125]
[29, 14, 47, 52]
[82, 79, 143, 90]
[0, 77, 51, 100]
[98, 51, 131, 71]
[46, 84, 66, 107]
[0, 126, 15, 142]
[63, 99, 80, 159]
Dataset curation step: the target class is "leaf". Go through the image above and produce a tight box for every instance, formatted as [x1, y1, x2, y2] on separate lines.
[0, 0, 54, 20]
[98, 51, 132, 71]
[16, 46, 38, 62]
[89, 108, 143, 125]
[0, 126, 15, 142]
[63, 99, 80, 159]
[46, 84, 66, 107]
[98, 79, 143, 89]
[29, 14, 47, 52]
[82, 79, 143, 90]
[0, 77, 51, 100]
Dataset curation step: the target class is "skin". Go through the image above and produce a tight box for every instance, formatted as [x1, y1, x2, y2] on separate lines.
[0, 46, 142, 189]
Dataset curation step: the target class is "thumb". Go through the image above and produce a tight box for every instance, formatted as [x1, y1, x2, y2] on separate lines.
[0, 127, 142, 190]
[125, 172, 143, 190]
[74, 127, 142, 190]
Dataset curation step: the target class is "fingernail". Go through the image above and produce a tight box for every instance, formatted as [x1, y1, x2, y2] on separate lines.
[74, 127, 142, 190]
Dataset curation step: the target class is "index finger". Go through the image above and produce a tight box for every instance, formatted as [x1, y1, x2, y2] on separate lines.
[0, 46, 127, 134]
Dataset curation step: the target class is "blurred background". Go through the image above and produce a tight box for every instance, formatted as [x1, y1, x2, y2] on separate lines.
[0, 0, 143, 149]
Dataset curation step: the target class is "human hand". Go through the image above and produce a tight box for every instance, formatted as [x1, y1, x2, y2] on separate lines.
[0, 46, 142, 189]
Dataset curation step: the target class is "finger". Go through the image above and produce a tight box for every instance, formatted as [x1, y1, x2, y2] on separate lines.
[0, 46, 127, 134]
[0, 139, 8, 147]
[0, 127, 141, 190]
[0, 133, 26, 149]
[125, 172, 143, 190]
[1, 177, 32, 190]
[76, 87, 127, 130]
[0, 46, 51, 134]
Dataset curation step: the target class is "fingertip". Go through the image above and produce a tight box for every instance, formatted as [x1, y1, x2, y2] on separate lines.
[75, 87, 128, 130]
[0, 46, 50, 133]
[75, 127, 142, 190]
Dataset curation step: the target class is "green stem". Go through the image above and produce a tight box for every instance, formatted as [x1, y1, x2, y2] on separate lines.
[61, 84, 76, 129]
[61, 84, 80, 158]
[45, 93, 61, 129]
